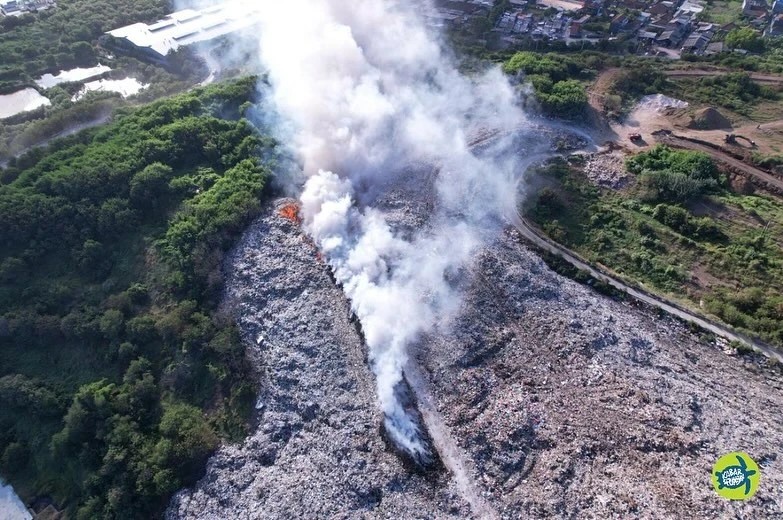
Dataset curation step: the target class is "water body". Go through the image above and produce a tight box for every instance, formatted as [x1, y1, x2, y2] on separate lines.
[0, 480, 31, 520]
[0, 89, 51, 119]
[72, 78, 147, 102]
[35, 64, 112, 89]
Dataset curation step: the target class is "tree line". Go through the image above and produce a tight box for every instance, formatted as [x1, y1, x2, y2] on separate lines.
[0, 76, 275, 519]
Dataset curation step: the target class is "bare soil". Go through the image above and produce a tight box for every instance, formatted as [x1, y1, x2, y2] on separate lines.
[588, 68, 783, 156]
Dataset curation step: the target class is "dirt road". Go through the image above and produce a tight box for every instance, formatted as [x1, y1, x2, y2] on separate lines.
[664, 69, 783, 84]
[660, 134, 783, 193]
[509, 210, 783, 363]
[586, 67, 620, 111]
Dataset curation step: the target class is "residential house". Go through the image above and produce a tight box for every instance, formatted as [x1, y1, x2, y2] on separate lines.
[513, 14, 533, 34]
[0, 0, 21, 15]
[704, 41, 725, 55]
[622, 0, 646, 9]
[610, 13, 630, 33]
[742, 0, 769, 17]
[569, 20, 583, 37]
[581, 0, 605, 15]
[717, 21, 739, 38]
[676, 0, 705, 18]
[681, 32, 711, 54]
[656, 29, 681, 46]
[637, 30, 658, 48]
[768, 13, 783, 35]
[649, 1, 676, 18]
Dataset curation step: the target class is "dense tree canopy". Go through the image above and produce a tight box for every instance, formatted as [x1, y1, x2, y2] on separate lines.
[537, 79, 589, 119]
[0, 0, 168, 90]
[504, 51, 590, 118]
[0, 77, 274, 519]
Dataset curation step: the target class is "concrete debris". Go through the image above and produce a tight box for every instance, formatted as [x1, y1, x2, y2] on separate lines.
[582, 151, 634, 189]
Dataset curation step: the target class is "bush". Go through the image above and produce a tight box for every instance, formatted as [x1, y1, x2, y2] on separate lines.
[538, 80, 588, 119]
[610, 66, 670, 106]
[0, 442, 28, 475]
[627, 145, 722, 202]
[675, 73, 777, 115]
[130, 163, 174, 209]
[725, 27, 765, 53]
[652, 204, 691, 234]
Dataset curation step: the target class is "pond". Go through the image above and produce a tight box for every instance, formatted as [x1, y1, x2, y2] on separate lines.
[0, 479, 31, 520]
[72, 77, 148, 102]
[0, 88, 51, 119]
[35, 64, 112, 89]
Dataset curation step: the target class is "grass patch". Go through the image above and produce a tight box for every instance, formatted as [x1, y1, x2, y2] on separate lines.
[699, 0, 744, 25]
[667, 73, 781, 117]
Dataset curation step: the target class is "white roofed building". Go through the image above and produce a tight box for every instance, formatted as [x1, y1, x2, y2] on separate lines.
[103, 2, 263, 63]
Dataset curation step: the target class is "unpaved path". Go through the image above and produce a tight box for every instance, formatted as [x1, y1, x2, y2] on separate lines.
[509, 208, 783, 363]
[664, 69, 783, 84]
[586, 67, 620, 114]
[405, 363, 498, 520]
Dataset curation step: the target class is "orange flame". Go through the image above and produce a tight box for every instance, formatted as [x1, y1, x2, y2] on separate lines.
[279, 203, 301, 224]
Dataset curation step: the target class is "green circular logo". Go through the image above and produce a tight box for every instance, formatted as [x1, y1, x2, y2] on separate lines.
[712, 452, 760, 500]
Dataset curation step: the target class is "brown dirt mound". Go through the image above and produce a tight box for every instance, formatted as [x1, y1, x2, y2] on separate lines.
[686, 107, 732, 130]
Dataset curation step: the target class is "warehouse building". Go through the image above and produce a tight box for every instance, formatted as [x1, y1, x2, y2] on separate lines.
[103, 1, 263, 64]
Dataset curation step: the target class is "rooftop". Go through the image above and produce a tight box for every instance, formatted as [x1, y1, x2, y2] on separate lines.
[107, 1, 263, 57]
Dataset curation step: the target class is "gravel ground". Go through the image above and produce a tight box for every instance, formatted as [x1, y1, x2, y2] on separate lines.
[169, 191, 783, 519]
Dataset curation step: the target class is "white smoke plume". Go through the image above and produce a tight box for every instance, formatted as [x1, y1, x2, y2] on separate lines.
[224, 0, 538, 457]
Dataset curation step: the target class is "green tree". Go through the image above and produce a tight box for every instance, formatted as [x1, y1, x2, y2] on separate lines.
[99, 309, 125, 342]
[130, 162, 174, 209]
[0, 442, 28, 475]
[725, 27, 765, 53]
[539, 80, 588, 118]
[158, 402, 218, 480]
[627, 145, 722, 202]
[0, 78, 264, 518]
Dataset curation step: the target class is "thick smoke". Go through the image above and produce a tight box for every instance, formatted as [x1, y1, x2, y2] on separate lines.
[248, 0, 532, 458]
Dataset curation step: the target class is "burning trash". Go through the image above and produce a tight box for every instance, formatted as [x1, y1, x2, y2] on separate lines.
[278, 202, 301, 224]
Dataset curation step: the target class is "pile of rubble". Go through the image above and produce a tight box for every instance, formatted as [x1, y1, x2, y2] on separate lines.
[581, 151, 634, 189]
[167, 200, 468, 519]
[420, 227, 783, 518]
[169, 188, 783, 518]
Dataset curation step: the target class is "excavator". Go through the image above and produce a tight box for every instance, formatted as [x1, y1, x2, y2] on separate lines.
[724, 134, 756, 148]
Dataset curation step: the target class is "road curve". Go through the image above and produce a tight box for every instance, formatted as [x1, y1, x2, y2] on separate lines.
[664, 69, 783, 84]
[508, 211, 783, 363]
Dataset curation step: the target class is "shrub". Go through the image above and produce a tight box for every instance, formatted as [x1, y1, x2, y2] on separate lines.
[627, 145, 722, 202]
[538, 80, 588, 119]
